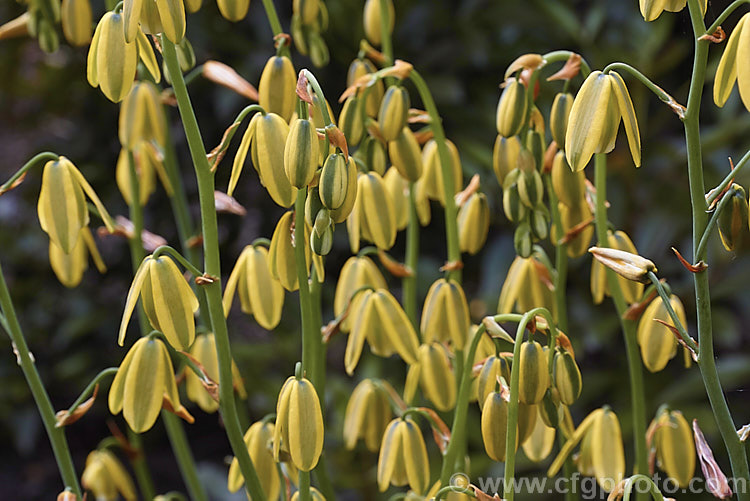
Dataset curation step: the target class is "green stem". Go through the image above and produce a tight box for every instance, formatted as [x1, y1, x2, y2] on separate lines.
[684, 2, 750, 496]
[403, 182, 420, 329]
[408, 69, 462, 282]
[127, 429, 156, 501]
[162, 412, 207, 501]
[260, 0, 291, 58]
[65, 367, 118, 415]
[378, 0, 393, 65]
[152, 245, 204, 277]
[0, 151, 58, 192]
[0, 259, 81, 497]
[705, 149, 750, 207]
[601, 62, 683, 114]
[545, 174, 568, 332]
[438, 314, 523, 486]
[593, 154, 649, 480]
[541, 50, 592, 77]
[162, 36, 266, 501]
[299, 469, 312, 501]
[127, 151, 150, 335]
[706, 0, 750, 35]
[696, 185, 738, 260]
[294, 190, 317, 386]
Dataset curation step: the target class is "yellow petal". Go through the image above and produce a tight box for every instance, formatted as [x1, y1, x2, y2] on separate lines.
[86, 15, 103, 87]
[736, 15, 750, 111]
[565, 71, 612, 172]
[37, 158, 88, 254]
[609, 71, 641, 167]
[67, 159, 115, 232]
[287, 378, 324, 471]
[377, 419, 402, 491]
[148, 256, 198, 350]
[96, 12, 137, 103]
[222, 247, 247, 316]
[376, 290, 419, 364]
[136, 30, 161, 84]
[117, 256, 152, 346]
[108, 337, 145, 415]
[345, 290, 374, 375]
[228, 114, 257, 197]
[401, 418, 430, 494]
[123, 337, 164, 432]
[155, 0, 185, 44]
[247, 246, 284, 330]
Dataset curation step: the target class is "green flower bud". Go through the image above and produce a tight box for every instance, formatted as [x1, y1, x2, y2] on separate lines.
[496, 77, 528, 138]
[87, 12, 137, 102]
[551, 151, 585, 208]
[493, 134, 521, 186]
[347, 58, 383, 117]
[457, 192, 490, 255]
[259, 56, 297, 122]
[284, 118, 319, 188]
[717, 184, 750, 251]
[518, 341, 549, 405]
[550, 92, 573, 147]
[388, 126, 423, 182]
[378, 85, 410, 142]
[319, 153, 350, 209]
[339, 96, 364, 146]
[514, 222, 533, 258]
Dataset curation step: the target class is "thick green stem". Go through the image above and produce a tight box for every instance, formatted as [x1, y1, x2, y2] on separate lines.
[0, 259, 81, 497]
[684, 2, 750, 496]
[260, 0, 291, 58]
[162, 36, 265, 501]
[403, 182, 420, 329]
[162, 412, 207, 501]
[593, 154, 649, 480]
[127, 429, 156, 500]
[294, 190, 317, 385]
[408, 69, 462, 282]
[299, 469, 312, 501]
[705, 149, 750, 207]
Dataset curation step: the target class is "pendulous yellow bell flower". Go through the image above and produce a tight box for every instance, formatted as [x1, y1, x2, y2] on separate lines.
[522, 406, 556, 463]
[119, 81, 167, 149]
[81, 449, 137, 501]
[651, 408, 696, 488]
[118, 255, 200, 350]
[566, 71, 640, 172]
[115, 141, 173, 206]
[377, 417, 430, 494]
[248, 112, 298, 207]
[227, 421, 280, 498]
[87, 11, 137, 103]
[346, 171, 397, 252]
[552, 349, 582, 405]
[636, 295, 685, 372]
[363, 0, 394, 47]
[109, 336, 194, 433]
[343, 379, 392, 452]
[410, 342, 457, 411]
[333, 255, 387, 332]
[49, 227, 107, 288]
[258, 56, 297, 122]
[475, 354, 511, 409]
[223, 245, 285, 330]
[457, 192, 490, 255]
[421, 278, 470, 347]
[496, 77, 528, 138]
[480, 391, 513, 462]
[37, 156, 114, 254]
[274, 375, 325, 471]
[268, 211, 324, 291]
[389, 126, 424, 182]
[61, 0, 92, 47]
[498, 255, 556, 316]
[639, 0, 705, 22]
[345, 288, 420, 375]
[421, 138, 462, 206]
[285, 118, 320, 189]
[186, 333, 246, 413]
[123, 0, 185, 44]
[378, 85, 410, 142]
[715, 13, 750, 111]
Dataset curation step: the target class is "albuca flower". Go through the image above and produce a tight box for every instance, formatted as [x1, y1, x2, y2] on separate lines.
[343, 379, 392, 452]
[377, 417, 430, 494]
[636, 294, 686, 372]
[333, 255, 387, 332]
[87, 12, 137, 103]
[590, 230, 645, 304]
[566, 71, 640, 172]
[108, 336, 194, 433]
[715, 13, 750, 111]
[123, 0, 186, 44]
[498, 254, 556, 316]
[421, 278, 470, 347]
[118, 254, 199, 350]
[347, 171, 398, 252]
[588, 246, 656, 284]
[274, 376, 325, 471]
[185, 333, 246, 413]
[404, 342, 457, 412]
[639, 0, 706, 22]
[227, 421, 279, 498]
[649, 408, 695, 488]
[49, 227, 107, 288]
[81, 449, 137, 501]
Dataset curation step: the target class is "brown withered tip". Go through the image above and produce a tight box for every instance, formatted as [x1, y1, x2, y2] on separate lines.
[359, 40, 386, 64]
[413, 129, 434, 144]
[296, 71, 314, 105]
[472, 486, 503, 501]
[162, 396, 195, 424]
[547, 53, 582, 82]
[56, 489, 78, 501]
[207, 121, 242, 171]
[325, 125, 350, 158]
[378, 250, 413, 277]
[407, 108, 431, 124]
[180, 351, 220, 403]
[699, 26, 726, 43]
[273, 33, 292, 49]
[55, 385, 99, 428]
[0, 171, 26, 196]
[622, 288, 658, 321]
[202, 60, 259, 101]
[415, 406, 451, 453]
[195, 274, 218, 285]
[98, 216, 168, 252]
[558, 216, 594, 245]
[455, 174, 481, 207]
[439, 260, 464, 272]
[654, 319, 699, 361]
[505, 53, 544, 79]
[214, 190, 247, 216]
[382, 59, 414, 80]
[671, 246, 707, 273]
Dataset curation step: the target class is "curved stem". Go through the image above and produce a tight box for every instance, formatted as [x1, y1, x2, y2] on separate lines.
[602, 62, 679, 109]
[706, 0, 750, 35]
[696, 186, 738, 261]
[541, 50, 592, 77]
[408, 69, 462, 282]
[65, 367, 118, 415]
[152, 245, 204, 277]
[593, 154, 649, 480]
[706, 149, 750, 207]
[0, 259, 81, 497]
[646, 272, 699, 354]
[162, 36, 265, 501]
[0, 151, 58, 193]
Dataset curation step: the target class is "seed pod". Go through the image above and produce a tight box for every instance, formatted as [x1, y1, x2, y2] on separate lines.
[417, 343, 457, 412]
[348, 171, 397, 251]
[389, 126, 423, 182]
[523, 407, 556, 462]
[637, 295, 684, 372]
[717, 184, 750, 251]
[550, 92, 574, 147]
[552, 350, 582, 405]
[356, 135, 388, 175]
[514, 222, 533, 258]
[496, 77, 528, 138]
[480, 392, 514, 462]
[421, 278, 470, 347]
[476, 355, 512, 409]
[333, 256, 387, 331]
[223, 245, 285, 330]
[347, 58, 384, 117]
[654, 409, 695, 488]
[87, 12, 137, 103]
[82, 450, 137, 501]
[551, 151, 585, 208]
[383, 167, 409, 231]
[529, 206, 550, 241]
[378, 86, 410, 142]
[343, 379, 392, 452]
[421, 139, 462, 205]
[330, 157, 359, 222]
[377, 417, 429, 493]
[228, 422, 279, 498]
[493, 135, 521, 186]
[61, 0, 92, 46]
[319, 153, 350, 209]
[502, 169, 527, 223]
[518, 341, 549, 405]
[109, 337, 193, 433]
[339, 95, 364, 146]
[258, 56, 297, 122]
[284, 118, 319, 188]
[186, 333, 246, 413]
[589, 408, 625, 492]
[498, 255, 556, 315]
[363, 0, 394, 47]
[345, 289, 420, 374]
[217, 0, 250, 21]
[254, 113, 297, 207]
[458, 192, 490, 255]
[274, 376, 324, 471]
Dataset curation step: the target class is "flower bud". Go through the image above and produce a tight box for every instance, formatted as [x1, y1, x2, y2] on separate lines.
[551, 151, 585, 208]
[228, 421, 279, 498]
[517, 402, 538, 445]
[421, 278, 470, 347]
[514, 222, 533, 258]
[333, 256, 387, 331]
[223, 245, 285, 329]
[458, 192, 489, 255]
[347, 58, 384, 117]
[590, 230, 644, 304]
[518, 341, 549, 405]
[378, 85, 410, 142]
[636, 295, 685, 372]
[476, 355, 511, 410]
[498, 255, 555, 315]
[502, 170, 527, 223]
[87, 11, 137, 102]
[293, 0, 320, 24]
[377, 417, 429, 493]
[388, 126, 423, 182]
[49, 227, 105, 288]
[217, 0, 250, 21]
[269, 211, 320, 291]
[496, 77, 528, 138]
[109, 337, 193, 432]
[588, 246, 657, 284]
[552, 349, 582, 405]
[421, 139, 462, 205]
[82, 450, 137, 501]
[383, 167, 409, 231]
[254, 113, 297, 207]
[589, 408, 625, 492]
[61, 0, 92, 46]
[344, 379, 392, 452]
[717, 184, 750, 251]
[480, 392, 513, 462]
[37, 18, 59, 54]
[319, 153, 350, 209]
[119, 81, 168, 149]
[653, 409, 695, 488]
[330, 156, 359, 222]
[284, 118, 319, 188]
[550, 92, 573, 147]
[291, 488, 326, 501]
[522, 406, 556, 463]
[363, 0, 394, 47]
[38, 158, 89, 254]
[310, 220, 334, 256]
[529, 206, 550, 241]
[274, 376, 325, 471]
[339, 96, 364, 146]
[516, 150, 543, 208]
[259, 56, 297, 122]
[356, 134, 387, 175]
[493, 135, 521, 186]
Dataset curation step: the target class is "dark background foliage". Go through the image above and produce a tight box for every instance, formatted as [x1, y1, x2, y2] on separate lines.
[1, 0, 749, 499]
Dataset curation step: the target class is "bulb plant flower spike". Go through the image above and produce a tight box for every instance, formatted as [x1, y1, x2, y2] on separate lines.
[377, 417, 430, 494]
[118, 254, 199, 350]
[343, 379, 392, 452]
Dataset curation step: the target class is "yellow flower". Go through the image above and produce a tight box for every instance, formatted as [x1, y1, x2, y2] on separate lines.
[123, 0, 185, 44]
[639, 0, 706, 22]
[651, 408, 696, 488]
[409, 342, 457, 411]
[258, 56, 297, 122]
[363, 0, 394, 47]
[497, 255, 555, 316]
[186, 333, 246, 413]
[421, 278, 470, 347]
[119, 81, 167, 149]
[636, 295, 686, 372]
[227, 421, 279, 498]
[108, 337, 194, 433]
[49, 227, 107, 288]
[87, 12, 137, 103]
[61, 0, 92, 47]
[274, 376, 325, 471]
[118, 255, 199, 350]
[590, 230, 645, 304]
[346, 171, 397, 252]
[343, 379, 392, 452]
[81, 450, 137, 501]
[715, 13, 750, 111]
[268, 211, 324, 291]
[333, 255, 387, 332]
[522, 407, 556, 463]
[377, 417, 429, 494]
[588, 245, 656, 284]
